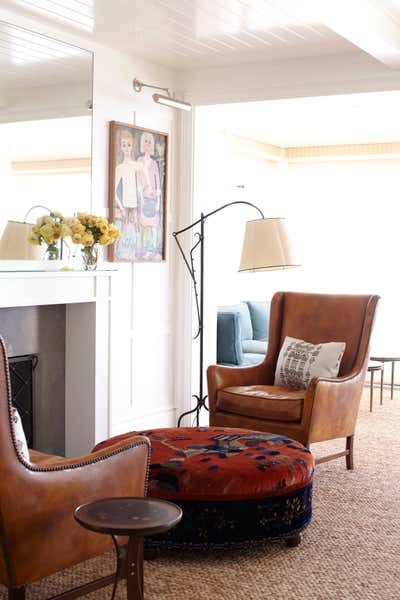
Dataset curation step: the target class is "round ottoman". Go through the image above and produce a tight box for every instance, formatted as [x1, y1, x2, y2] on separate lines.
[94, 427, 314, 550]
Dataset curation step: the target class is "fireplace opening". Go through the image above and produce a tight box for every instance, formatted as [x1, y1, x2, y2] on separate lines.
[9, 354, 38, 448]
[0, 305, 66, 456]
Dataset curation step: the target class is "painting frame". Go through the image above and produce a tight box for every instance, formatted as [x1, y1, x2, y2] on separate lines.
[108, 120, 168, 262]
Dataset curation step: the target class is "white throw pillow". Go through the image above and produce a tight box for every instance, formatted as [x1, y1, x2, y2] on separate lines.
[11, 407, 30, 462]
[274, 336, 346, 390]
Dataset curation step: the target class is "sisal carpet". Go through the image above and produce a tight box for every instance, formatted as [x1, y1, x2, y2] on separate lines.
[1, 389, 399, 599]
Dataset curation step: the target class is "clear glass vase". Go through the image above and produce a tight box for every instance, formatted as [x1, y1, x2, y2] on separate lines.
[81, 245, 98, 271]
[45, 243, 60, 261]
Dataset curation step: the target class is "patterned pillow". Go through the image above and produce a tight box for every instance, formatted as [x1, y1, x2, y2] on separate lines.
[274, 336, 346, 389]
[11, 407, 30, 462]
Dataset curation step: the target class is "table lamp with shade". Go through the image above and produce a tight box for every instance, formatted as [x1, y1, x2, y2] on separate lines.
[0, 220, 42, 260]
[174, 201, 299, 427]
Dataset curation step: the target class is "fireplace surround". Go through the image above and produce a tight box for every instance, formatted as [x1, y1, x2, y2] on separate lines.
[0, 267, 116, 457]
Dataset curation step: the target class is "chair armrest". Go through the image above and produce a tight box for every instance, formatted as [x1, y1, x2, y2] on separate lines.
[27, 434, 149, 473]
[304, 368, 366, 442]
[5, 437, 151, 584]
[207, 361, 266, 413]
[217, 311, 244, 365]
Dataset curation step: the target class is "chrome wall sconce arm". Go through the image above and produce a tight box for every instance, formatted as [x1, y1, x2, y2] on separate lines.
[133, 78, 192, 111]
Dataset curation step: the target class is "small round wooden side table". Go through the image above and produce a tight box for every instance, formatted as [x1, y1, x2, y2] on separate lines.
[370, 356, 400, 400]
[74, 497, 182, 600]
[367, 364, 383, 412]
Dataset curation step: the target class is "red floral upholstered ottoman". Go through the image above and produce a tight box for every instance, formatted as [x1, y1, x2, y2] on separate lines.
[94, 427, 314, 550]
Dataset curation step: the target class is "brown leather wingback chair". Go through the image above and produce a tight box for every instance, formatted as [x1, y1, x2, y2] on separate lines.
[208, 292, 379, 469]
[0, 337, 150, 600]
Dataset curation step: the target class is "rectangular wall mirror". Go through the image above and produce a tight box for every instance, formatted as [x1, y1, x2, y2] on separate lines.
[0, 21, 93, 258]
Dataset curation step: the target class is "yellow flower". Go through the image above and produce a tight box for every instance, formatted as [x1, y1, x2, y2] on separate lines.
[99, 234, 111, 245]
[71, 222, 85, 234]
[71, 233, 83, 244]
[50, 211, 63, 219]
[32, 225, 40, 234]
[43, 234, 55, 245]
[109, 224, 120, 239]
[28, 234, 40, 246]
[52, 223, 62, 240]
[82, 232, 94, 247]
[64, 217, 76, 228]
[77, 213, 88, 225]
[60, 224, 71, 238]
[40, 224, 55, 238]
[36, 216, 45, 226]
[87, 215, 98, 228]
[43, 216, 55, 225]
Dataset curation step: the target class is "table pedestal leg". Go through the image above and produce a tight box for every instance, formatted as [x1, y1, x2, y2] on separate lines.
[391, 362, 395, 400]
[126, 536, 144, 600]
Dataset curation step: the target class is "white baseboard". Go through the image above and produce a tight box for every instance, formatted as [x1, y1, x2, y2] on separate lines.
[112, 406, 177, 435]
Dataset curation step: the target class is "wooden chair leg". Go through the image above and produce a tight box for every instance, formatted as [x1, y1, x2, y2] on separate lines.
[8, 587, 25, 600]
[346, 435, 354, 470]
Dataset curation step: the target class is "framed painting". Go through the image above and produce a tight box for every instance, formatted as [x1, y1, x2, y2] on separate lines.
[108, 121, 168, 262]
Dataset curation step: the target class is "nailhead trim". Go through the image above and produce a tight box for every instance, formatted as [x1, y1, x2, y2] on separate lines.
[1, 336, 151, 485]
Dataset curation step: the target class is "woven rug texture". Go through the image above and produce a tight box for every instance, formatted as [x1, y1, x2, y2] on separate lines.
[1, 390, 399, 599]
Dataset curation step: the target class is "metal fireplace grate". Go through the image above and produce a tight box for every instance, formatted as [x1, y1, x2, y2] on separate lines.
[9, 354, 38, 448]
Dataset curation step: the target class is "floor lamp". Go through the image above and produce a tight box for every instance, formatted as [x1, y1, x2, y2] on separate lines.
[173, 201, 297, 427]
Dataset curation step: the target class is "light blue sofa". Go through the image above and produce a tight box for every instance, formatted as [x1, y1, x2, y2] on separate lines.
[217, 301, 270, 366]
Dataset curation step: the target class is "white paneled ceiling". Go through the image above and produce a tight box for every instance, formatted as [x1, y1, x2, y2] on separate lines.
[0, 0, 373, 70]
[3, 0, 400, 70]
[0, 21, 91, 90]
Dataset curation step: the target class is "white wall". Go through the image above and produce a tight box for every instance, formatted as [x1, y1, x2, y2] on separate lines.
[0, 7, 182, 434]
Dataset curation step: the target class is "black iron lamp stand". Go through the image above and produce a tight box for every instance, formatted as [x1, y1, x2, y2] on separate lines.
[173, 200, 265, 427]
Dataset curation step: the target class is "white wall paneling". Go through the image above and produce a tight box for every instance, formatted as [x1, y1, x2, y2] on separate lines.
[0, 7, 182, 439]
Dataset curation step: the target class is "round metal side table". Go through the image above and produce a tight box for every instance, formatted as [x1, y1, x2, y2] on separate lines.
[370, 356, 400, 401]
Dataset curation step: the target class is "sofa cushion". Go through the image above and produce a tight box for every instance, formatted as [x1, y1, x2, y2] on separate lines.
[245, 301, 270, 341]
[218, 303, 252, 341]
[217, 385, 305, 422]
[242, 353, 265, 366]
[274, 336, 346, 389]
[242, 339, 268, 355]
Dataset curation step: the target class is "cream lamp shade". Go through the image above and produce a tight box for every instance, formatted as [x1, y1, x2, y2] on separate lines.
[0, 221, 42, 260]
[239, 217, 298, 272]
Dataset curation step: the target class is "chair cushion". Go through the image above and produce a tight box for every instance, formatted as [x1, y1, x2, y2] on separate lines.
[218, 303, 253, 341]
[29, 449, 64, 465]
[245, 301, 270, 341]
[242, 339, 267, 355]
[217, 385, 305, 422]
[274, 336, 345, 389]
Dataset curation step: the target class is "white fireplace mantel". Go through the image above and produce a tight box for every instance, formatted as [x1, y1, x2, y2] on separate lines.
[0, 266, 117, 457]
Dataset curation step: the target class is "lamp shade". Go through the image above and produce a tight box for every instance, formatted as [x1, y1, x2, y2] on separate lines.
[239, 217, 298, 272]
[0, 221, 42, 260]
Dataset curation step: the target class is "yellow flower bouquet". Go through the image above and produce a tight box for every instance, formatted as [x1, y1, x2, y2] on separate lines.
[69, 213, 120, 270]
[28, 212, 70, 260]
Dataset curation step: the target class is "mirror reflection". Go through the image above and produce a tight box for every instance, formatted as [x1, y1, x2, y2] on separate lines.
[0, 21, 93, 253]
